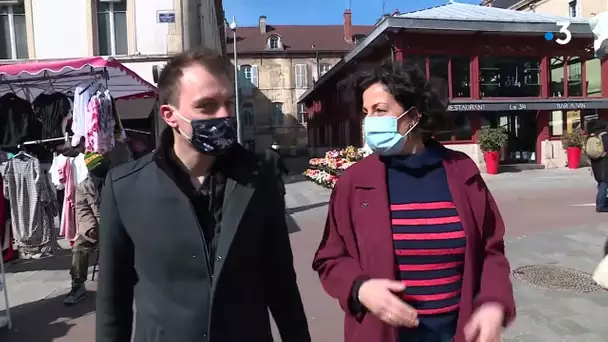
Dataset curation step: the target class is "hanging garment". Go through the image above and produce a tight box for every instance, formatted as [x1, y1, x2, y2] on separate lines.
[0, 177, 14, 262]
[58, 157, 77, 243]
[71, 84, 93, 147]
[84, 95, 102, 153]
[3, 155, 58, 257]
[50, 153, 88, 188]
[32, 92, 72, 139]
[0, 94, 36, 146]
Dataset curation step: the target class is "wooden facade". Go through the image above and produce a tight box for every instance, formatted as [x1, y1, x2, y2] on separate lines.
[301, 13, 608, 166]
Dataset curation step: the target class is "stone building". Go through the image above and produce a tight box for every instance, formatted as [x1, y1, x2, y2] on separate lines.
[226, 10, 372, 153]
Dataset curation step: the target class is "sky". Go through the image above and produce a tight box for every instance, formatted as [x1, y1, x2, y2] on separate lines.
[223, 0, 480, 27]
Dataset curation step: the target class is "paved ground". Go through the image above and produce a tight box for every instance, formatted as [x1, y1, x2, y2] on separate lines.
[1, 166, 608, 341]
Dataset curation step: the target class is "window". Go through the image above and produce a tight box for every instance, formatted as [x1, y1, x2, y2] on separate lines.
[405, 55, 427, 78]
[267, 35, 281, 49]
[0, 4, 27, 59]
[353, 34, 366, 44]
[549, 110, 564, 136]
[240, 64, 258, 88]
[294, 64, 308, 88]
[567, 57, 582, 96]
[242, 103, 254, 126]
[569, 0, 579, 18]
[435, 115, 473, 142]
[319, 63, 331, 76]
[586, 58, 602, 97]
[478, 57, 540, 97]
[97, 0, 128, 55]
[451, 56, 470, 97]
[297, 103, 307, 124]
[271, 102, 284, 126]
[549, 57, 564, 97]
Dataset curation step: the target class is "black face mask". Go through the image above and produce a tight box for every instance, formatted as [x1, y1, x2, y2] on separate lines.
[180, 116, 238, 156]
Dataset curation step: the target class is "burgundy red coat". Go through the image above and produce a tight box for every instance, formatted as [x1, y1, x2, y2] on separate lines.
[312, 149, 516, 342]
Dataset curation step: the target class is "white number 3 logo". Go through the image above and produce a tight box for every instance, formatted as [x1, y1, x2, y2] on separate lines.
[556, 21, 572, 45]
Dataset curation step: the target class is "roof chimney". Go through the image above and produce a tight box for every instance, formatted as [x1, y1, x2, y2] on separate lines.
[344, 9, 352, 43]
[259, 16, 267, 34]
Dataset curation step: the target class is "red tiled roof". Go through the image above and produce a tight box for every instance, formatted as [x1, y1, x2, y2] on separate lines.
[226, 25, 374, 54]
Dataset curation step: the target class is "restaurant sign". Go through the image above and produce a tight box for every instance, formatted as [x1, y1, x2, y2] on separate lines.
[447, 100, 608, 112]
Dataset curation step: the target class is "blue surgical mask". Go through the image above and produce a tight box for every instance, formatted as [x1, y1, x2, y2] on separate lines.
[363, 107, 419, 156]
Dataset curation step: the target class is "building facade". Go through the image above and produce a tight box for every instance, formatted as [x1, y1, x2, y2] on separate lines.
[0, 0, 225, 121]
[483, 0, 605, 18]
[226, 12, 372, 153]
[299, 2, 607, 169]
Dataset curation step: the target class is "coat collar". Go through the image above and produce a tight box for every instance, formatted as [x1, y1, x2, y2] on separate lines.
[353, 141, 480, 189]
[152, 127, 259, 280]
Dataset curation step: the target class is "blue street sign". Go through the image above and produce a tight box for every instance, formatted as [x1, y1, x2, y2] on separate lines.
[157, 11, 176, 23]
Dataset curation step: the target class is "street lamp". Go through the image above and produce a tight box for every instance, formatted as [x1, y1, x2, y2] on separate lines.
[229, 16, 243, 144]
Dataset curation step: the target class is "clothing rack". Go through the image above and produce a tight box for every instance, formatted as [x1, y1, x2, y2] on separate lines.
[124, 128, 152, 135]
[0, 135, 71, 150]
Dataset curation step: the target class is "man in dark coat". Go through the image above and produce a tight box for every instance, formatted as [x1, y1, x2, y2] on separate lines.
[264, 141, 289, 196]
[96, 48, 310, 342]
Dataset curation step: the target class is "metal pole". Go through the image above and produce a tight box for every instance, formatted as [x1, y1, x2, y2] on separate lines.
[232, 25, 243, 144]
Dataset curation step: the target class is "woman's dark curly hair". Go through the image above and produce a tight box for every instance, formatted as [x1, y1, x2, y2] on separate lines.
[356, 60, 451, 140]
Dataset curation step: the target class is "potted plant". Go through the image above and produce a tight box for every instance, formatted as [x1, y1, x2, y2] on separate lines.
[561, 128, 585, 169]
[477, 127, 508, 175]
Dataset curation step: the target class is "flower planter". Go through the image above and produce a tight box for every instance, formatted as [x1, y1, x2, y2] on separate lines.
[484, 151, 500, 175]
[566, 147, 582, 169]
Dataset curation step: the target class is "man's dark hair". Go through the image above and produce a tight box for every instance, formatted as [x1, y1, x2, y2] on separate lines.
[157, 47, 228, 106]
[355, 60, 451, 140]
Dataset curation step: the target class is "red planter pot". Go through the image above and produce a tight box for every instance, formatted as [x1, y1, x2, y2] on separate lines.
[566, 147, 582, 169]
[484, 150, 500, 175]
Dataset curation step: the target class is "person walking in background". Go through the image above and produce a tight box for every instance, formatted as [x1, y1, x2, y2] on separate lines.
[96, 48, 310, 342]
[312, 61, 515, 342]
[265, 141, 290, 199]
[64, 152, 108, 305]
[584, 120, 608, 212]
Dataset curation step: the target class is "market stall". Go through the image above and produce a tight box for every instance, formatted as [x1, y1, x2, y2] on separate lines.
[0, 56, 157, 331]
[303, 146, 368, 189]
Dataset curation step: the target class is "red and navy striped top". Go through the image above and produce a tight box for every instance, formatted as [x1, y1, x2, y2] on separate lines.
[384, 148, 465, 338]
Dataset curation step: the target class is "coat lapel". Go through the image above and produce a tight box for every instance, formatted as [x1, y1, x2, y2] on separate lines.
[213, 160, 258, 278]
[352, 154, 397, 281]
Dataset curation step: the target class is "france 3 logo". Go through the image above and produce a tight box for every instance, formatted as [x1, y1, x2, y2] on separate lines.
[544, 21, 572, 45]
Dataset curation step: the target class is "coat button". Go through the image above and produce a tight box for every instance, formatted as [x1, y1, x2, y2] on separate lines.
[361, 202, 368, 208]
[192, 254, 197, 259]
[217, 255, 222, 261]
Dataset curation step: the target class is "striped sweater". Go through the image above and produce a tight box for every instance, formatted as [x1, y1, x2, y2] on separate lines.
[384, 147, 466, 340]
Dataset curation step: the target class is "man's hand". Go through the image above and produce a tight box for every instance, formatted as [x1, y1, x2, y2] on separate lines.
[357, 279, 418, 327]
[464, 302, 504, 342]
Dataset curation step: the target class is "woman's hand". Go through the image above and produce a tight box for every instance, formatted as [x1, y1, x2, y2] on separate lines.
[464, 302, 504, 342]
[357, 279, 418, 327]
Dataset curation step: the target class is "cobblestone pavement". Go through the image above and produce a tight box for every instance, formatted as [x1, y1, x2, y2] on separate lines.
[0, 167, 607, 341]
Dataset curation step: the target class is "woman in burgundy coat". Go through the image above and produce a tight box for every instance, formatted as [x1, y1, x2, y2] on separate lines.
[312, 61, 515, 342]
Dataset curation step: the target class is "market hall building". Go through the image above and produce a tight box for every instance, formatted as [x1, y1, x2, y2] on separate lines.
[298, 2, 607, 169]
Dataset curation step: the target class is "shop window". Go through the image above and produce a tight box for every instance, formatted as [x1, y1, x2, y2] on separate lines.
[435, 115, 473, 142]
[97, 0, 128, 56]
[451, 56, 470, 98]
[430, 56, 449, 84]
[549, 110, 564, 136]
[0, 4, 27, 59]
[567, 57, 583, 96]
[405, 55, 427, 77]
[549, 109, 598, 136]
[585, 58, 602, 97]
[549, 57, 565, 97]
[479, 57, 540, 97]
